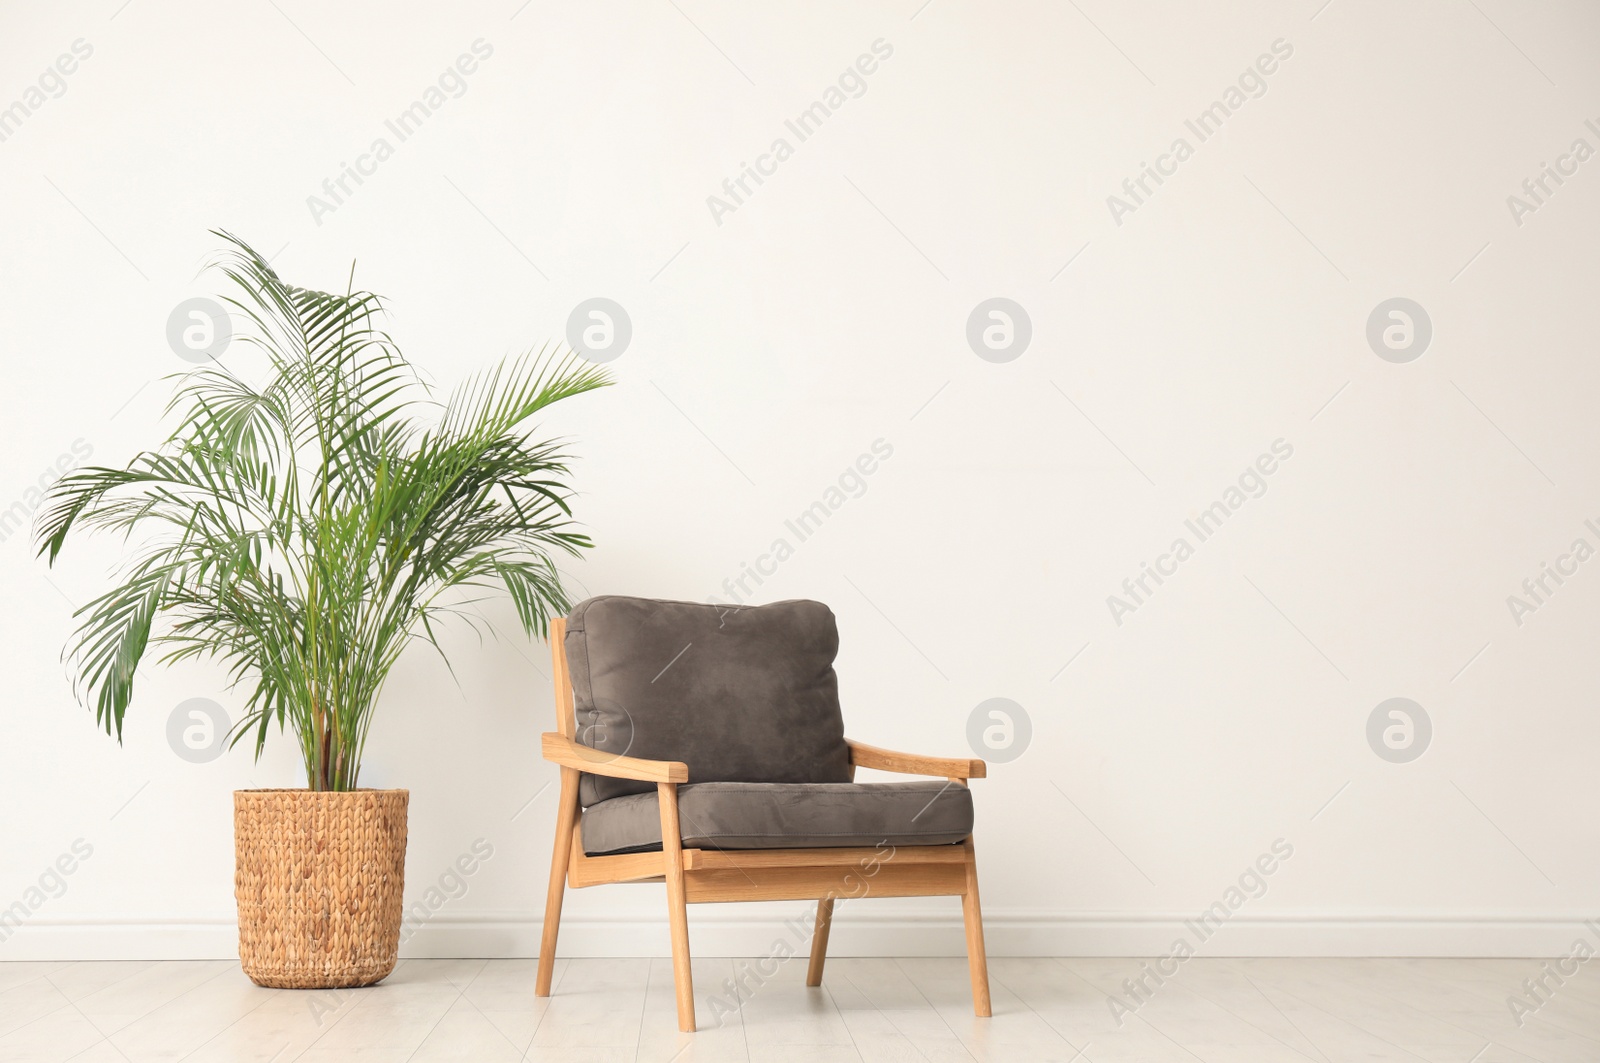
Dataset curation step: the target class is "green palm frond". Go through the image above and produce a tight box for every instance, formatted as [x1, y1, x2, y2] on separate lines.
[36, 233, 611, 789]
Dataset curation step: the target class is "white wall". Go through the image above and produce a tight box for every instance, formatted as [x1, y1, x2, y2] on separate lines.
[1, 0, 1597, 961]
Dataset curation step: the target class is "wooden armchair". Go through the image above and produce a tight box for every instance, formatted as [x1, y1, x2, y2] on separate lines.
[534, 597, 991, 1033]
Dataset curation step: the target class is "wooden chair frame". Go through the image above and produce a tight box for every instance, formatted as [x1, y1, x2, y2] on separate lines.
[534, 616, 992, 1032]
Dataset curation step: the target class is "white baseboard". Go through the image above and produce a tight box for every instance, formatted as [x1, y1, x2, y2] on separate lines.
[3, 909, 1593, 961]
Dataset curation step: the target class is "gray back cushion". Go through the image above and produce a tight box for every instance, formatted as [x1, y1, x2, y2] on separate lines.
[565, 596, 851, 805]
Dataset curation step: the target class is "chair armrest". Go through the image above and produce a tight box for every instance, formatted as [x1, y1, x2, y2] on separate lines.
[541, 732, 689, 783]
[847, 739, 986, 780]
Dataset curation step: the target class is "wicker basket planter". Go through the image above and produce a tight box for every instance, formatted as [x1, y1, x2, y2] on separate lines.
[233, 788, 409, 989]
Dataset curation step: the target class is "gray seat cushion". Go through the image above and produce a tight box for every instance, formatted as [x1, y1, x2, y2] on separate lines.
[581, 781, 975, 855]
[565, 597, 852, 806]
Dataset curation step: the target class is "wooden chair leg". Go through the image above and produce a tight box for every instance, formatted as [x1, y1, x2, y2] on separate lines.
[658, 782, 696, 1032]
[961, 836, 992, 1017]
[805, 897, 834, 987]
[536, 767, 580, 997]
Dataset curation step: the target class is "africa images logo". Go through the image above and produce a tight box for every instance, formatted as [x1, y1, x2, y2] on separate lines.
[306, 40, 494, 225]
[1106, 440, 1294, 625]
[1106, 38, 1294, 225]
[705, 38, 894, 225]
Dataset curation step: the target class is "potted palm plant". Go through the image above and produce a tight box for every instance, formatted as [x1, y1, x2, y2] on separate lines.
[36, 234, 610, 988]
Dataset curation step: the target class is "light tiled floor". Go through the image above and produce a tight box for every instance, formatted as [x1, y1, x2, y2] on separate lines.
[0, 956, 1593, 1062]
